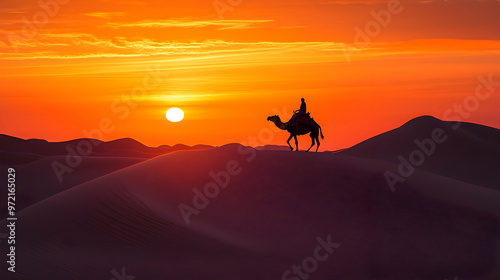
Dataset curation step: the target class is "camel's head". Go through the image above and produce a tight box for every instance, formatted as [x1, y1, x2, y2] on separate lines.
[267, 115, 279, 122]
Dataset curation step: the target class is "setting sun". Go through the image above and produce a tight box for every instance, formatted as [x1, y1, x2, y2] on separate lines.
[166, 107, 184, 123]
[0, 0, 499, 150]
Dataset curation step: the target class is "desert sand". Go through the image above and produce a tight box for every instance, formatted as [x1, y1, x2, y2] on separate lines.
[1, 116, 499, 280]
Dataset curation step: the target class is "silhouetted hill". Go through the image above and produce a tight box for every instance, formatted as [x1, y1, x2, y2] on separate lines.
[0, 134, 214, 165]
[255, 144, 291, 151]
[343, 115, 500, 190]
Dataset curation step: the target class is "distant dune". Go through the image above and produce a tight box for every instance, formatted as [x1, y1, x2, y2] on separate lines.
[0, 135, 215, 219]
[1, 116, 499, 280]
[344, 115, 500, 190]
[255, 144, 294, 151]
[0, 134, 214, 165]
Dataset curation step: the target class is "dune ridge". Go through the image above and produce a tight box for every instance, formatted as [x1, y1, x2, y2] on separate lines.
[1, 116, 499, 279]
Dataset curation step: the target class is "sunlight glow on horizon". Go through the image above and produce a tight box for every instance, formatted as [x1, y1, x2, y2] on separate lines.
[1, 0, 499, 150]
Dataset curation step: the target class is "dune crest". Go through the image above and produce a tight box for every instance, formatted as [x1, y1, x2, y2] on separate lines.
[1, 116, 499, 279]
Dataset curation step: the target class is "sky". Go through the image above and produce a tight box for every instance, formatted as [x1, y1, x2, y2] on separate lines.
[0, 0, 499, 150]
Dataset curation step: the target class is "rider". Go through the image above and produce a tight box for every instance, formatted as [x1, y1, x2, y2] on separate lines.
[298, 98, 306, 115]
[291, 98, 307, 133]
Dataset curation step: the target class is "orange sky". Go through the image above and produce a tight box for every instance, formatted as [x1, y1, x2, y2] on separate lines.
[1, 0, 499, 150]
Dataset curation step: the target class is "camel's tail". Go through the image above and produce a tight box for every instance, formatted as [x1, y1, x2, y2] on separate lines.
[319, 124, 324, 139]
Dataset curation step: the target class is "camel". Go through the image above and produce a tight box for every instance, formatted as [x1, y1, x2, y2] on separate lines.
[267, 115, 324, 152]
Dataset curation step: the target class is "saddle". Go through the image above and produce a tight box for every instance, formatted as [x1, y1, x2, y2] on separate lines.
[292, 112, 314, 126]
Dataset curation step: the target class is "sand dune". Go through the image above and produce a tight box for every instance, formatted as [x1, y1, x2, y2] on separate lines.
[0, 151, 44, 166]
[344, 116, 500, 190]
[0, 156, 146, 220]
[1, 116, 499, 279]
[0, 134, 214, 165]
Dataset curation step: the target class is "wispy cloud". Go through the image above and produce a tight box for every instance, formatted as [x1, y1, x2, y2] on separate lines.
[145, 93, 234, 102]
[107, 19, 274, 30]
[0, 36, 350, 60]
[43, 33, 95, 38]
[3, 30, 500, 63]
[84, 12, 127, 19]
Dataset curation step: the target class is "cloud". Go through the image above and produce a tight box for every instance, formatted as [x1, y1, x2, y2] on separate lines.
[107, 19, 275, 30]
[0, 35, 350, 60]
[42, 33, 95, 38]
[2, 31, 500, 63]
[144, 93, 234, 103]
[84, 12, 127, 19]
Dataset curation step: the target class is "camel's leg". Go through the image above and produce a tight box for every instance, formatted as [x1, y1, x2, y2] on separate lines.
[306, 135, 315, 152]
[315, 136, 321, 152]
[294, 135, 299, 151]
[286, 134, 294, 151]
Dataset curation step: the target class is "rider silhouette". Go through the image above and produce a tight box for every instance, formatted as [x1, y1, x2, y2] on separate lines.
[291, 98, 307, 133]
[298, 98, 306, 114]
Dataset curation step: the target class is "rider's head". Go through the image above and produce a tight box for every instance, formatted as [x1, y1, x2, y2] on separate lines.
[301, 98, 305, 102]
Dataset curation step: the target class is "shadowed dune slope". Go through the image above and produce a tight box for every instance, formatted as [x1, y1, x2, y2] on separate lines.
[1, 141, 499, 279]
[0, 156, 146, 220]
[344, 116, 500, 190]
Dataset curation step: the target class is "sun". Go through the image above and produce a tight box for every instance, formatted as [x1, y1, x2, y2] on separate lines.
[166, 107, 184, 122]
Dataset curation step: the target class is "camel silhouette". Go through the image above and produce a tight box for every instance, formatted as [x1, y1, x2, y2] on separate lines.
[267, 115, 324, 152]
